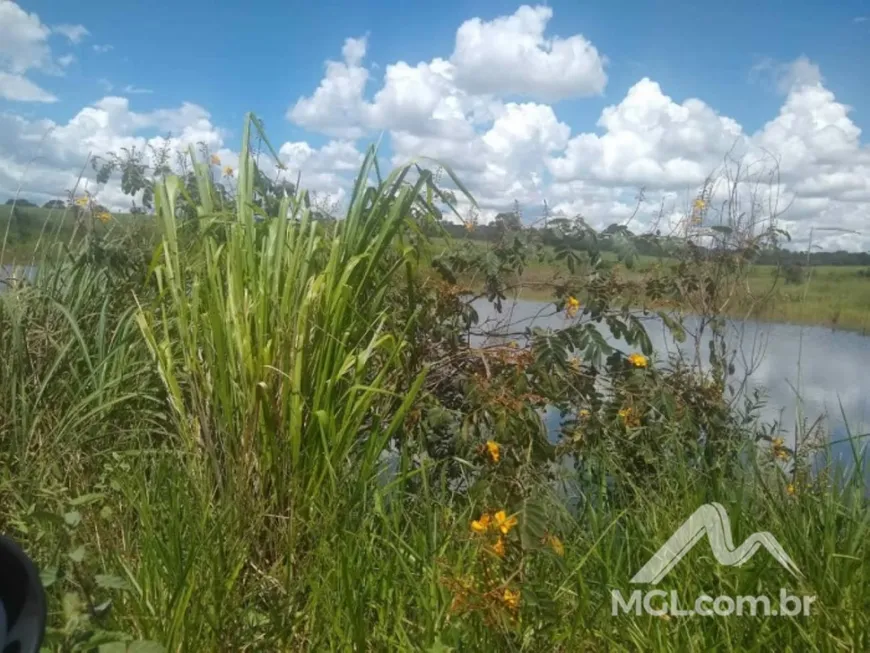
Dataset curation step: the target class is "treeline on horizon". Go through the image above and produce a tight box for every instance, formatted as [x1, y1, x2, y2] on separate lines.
[5, 196, 869, 267]
[434, 214, 870, 268]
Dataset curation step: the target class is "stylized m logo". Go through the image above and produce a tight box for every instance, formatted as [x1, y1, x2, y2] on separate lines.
[631, 503, 801, 585]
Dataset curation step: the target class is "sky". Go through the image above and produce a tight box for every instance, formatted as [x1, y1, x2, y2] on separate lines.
[1, 0, 869, 249]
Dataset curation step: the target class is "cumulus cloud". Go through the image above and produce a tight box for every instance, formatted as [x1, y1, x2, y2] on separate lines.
[286, 36, 370, 138]
[288, 33, 868, 247]
[450, 4, 607, 100]
[547, 78, 746, 190]
[752, 55, 824, 96]
[93, 44, 113, 54]
[0, 95, 365, 215]
[751, 70, 870, 244]
[0, 97, 226, 208]
[0, 72, 57, 102]
[0, 0, 63, 100]
[285, 5, 602, 221]
[279, 139, 364, 205]
[2, 0, 868, 251]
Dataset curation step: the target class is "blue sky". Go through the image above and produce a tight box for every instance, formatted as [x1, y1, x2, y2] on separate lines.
[2, 1, 870, 249]
[17, 0, 870, 142]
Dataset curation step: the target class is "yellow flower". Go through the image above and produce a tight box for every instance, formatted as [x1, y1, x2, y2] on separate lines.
[547, 534, 564, 557]
[464, 220, 475, 232]
[485, 440, 500, 463]
[502, 588, 520, 609]
[74, 196, 88, 207]
[470, 513, 491, 534]
[786, 483, 796, 496]
[693, 198, 706, 211]
[627, 353, 648, 368]
[494, 510, 517, 535]
[619, 407, 641, 428]
[492, 537, 505, 558]
[775, 448, 790, 461]
[579, 409, 591, 419]
[566, 295, 580, 318]
[210, 154, 221, 165]
[223, 166, 234, 177]
[96, 211, 111, 224]
[771, 437, 784, 448]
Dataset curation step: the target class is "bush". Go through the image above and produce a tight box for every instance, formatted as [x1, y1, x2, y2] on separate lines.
[782, 262, 806, 285]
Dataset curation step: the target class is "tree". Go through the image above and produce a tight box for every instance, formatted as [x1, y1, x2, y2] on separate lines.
[5, 198, 35, 206]
[493, 203, 522, 232]
[43, 199, 66, 209]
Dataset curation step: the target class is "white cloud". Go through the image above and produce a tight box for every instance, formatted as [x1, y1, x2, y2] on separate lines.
[0, 95, 365, 216]
[287, 36, 370, 138]
[0, 97, 227, 209]
[57, 54, 75, 67]
[751, 68, 870, 245]
[0, 71, 57, 102]
[283, 5, 867, 249]
[2, 0, 868, 252]
[288, 5, 606, 138]
[547, 78, 745, 190]
[0, 0, 60, 101]
[279, 139, 363, 205]
[93, 44, 113, 54]
[450, 4, 607, 100]
[0, 0, 52, 73]
[750, 55, 824, 96]
[853, 16, 867, 24]
[53, 23, 89, 44]
[122, 84, 153, 95]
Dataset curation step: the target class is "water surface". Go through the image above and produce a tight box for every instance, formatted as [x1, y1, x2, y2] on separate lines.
[473, 298, 869, 483]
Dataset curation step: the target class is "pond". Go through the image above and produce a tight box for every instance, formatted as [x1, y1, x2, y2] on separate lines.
[473, 298, 870, 485]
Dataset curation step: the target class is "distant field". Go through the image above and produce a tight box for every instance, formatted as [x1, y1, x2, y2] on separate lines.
[6, 213, 870, 332]
[0, 204, 140, 263]
[430, 237, 870, 333]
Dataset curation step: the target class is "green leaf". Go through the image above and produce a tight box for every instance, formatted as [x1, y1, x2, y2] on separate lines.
[427, 637, 454, 653]
[62, 592, 83, 622]
[31, 511, 66, 527]
[69, 493, 105, 506]
[68, 545, 86, 563]
[98, 644, 127, 653]
[64, 510, 82, 528]
[519, 497, 548, 550]
[40, 566, 59, 588]
[128, 641, 166, 653]
[95, 574, 132, 591]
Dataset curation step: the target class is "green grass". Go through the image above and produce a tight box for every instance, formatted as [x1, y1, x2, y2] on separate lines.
[0, 119, 867, 651]
[0, 204, 145, 264]
[432, 235, 870, 332]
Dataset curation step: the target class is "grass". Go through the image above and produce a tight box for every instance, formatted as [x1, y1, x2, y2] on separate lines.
[8, 211, 870, 332]
[430, 235, 870, 333]
[0, 204, 143, 264]
[0, 118, 868, 651]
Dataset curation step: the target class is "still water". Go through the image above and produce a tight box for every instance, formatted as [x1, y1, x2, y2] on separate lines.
[474, 298, 870, 482]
